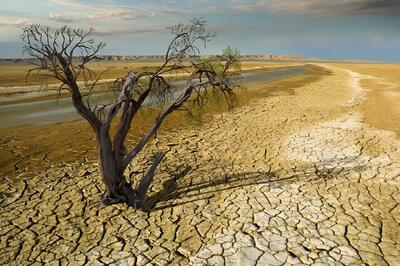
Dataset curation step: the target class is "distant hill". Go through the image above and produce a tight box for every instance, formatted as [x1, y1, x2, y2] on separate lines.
[241, 54, 315, 61]
[0, 55, 165, 65]
[0, 54, 317, 64]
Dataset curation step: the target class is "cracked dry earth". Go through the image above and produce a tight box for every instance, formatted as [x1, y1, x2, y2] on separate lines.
[1, 64, 400, 265]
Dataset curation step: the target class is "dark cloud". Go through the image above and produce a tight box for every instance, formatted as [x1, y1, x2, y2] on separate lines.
[352, 0, 400, 14]
[232, 0, 400, 16]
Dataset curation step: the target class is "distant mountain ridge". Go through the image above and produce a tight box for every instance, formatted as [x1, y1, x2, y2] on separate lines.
[241, 54, 314, 61]
[0, 54, 315, 64]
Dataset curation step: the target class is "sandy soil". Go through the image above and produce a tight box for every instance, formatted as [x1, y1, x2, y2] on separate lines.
[332, 63, 400, 136]
[0, 63, 399, 265]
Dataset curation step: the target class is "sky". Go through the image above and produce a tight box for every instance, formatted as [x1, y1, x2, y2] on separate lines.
[0, 0, 399, 61]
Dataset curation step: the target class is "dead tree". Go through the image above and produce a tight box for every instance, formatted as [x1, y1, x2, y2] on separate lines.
[21, 19, 240, 209]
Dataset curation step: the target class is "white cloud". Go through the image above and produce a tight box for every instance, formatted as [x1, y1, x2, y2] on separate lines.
[48, 13, 74, 23]
[92, 26, 164, 36]
[86, 10, 145, 21]
[48, 0, 102, 10]
[48, 10, 148, 23]
[47, 0, 227, 20]
[0, 19, 31, 28]
[48, 0, 151, 22]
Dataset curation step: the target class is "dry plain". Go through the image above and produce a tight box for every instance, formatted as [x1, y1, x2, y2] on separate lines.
[0, 61, 399, 265]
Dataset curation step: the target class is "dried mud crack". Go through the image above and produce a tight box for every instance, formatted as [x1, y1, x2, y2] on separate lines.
[1, 64, 399, 265]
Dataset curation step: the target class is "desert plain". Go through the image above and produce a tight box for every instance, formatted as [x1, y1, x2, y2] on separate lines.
[0, 59, 399, 265]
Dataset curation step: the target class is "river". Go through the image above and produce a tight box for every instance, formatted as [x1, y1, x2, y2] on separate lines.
[0, 66, 305, 128]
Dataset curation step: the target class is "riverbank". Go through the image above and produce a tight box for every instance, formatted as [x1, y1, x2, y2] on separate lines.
[0, 63, 399, 265]
[0, 66, 307, 128]
[0, 61, 303, 105]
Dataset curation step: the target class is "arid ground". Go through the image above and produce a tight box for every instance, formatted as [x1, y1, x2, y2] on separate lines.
[0, 61, 399, 265]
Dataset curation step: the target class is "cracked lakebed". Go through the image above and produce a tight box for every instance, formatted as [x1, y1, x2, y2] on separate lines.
[1, 64, 400, 265]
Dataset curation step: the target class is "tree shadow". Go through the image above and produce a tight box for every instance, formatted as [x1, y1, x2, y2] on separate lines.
[144, 156, 374, 211]
[144, 166, 305, 211]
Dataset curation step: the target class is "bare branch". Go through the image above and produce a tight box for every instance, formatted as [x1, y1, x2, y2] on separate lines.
[135, 152, 166, 208]
[21, 24, 107, 129]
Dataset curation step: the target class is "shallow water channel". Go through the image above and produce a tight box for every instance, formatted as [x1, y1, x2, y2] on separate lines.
[0, 67, 304, 128]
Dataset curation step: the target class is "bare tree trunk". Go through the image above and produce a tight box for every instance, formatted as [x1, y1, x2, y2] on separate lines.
[96, 128, 143, 208]
[97, 130, 118, 194]
[96, 129, 129, 205]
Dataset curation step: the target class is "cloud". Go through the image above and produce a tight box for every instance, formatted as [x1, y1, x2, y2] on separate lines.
[48, 0, 101, 10]
[92, 27, 164, 36]
[231, 0, 400, 16]
[48, 0, 151, 22]
[48, 10, 149, 24]
[48, 0, 225, 20]
[48, 13, 74, 23]
[0, 19, 31, 28]
[86, 10, 146, 21]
